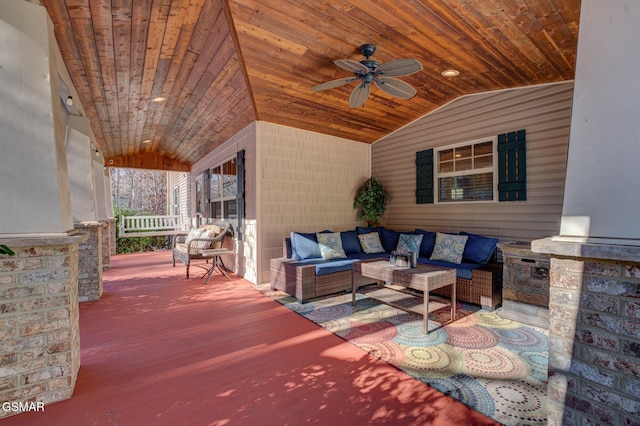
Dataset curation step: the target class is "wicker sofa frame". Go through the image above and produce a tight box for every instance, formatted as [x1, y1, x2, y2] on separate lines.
[172, 221, 231, 278]
[270, 237, 503, 310]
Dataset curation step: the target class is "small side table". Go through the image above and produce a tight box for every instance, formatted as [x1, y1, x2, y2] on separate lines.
[200, 249, 233, 284]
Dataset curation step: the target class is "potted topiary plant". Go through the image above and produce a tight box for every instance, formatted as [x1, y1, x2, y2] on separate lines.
[353, 177, 391, 227]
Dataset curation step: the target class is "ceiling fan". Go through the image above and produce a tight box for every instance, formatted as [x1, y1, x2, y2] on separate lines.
[311, 44, 423, 108]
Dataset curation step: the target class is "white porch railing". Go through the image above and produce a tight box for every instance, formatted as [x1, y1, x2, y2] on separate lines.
[118, 215, 187, 238]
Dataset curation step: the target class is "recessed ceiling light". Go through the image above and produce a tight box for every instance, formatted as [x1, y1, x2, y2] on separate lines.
[151, 96, 166, 102]
[441, 69, 460, 77]
[142, 139, 152, 144]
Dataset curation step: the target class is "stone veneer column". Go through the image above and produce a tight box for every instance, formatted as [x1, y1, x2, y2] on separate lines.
[73, 223, 103, 302]
[0, 234, 83, 419]
[101, 219, 114, 270]
[532, 239, 640, 425]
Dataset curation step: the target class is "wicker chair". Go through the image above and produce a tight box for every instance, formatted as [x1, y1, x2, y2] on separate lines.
[172, 221, 231, 278]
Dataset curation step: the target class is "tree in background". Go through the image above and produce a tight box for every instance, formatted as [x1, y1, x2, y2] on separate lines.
[111, 168, 167, 213]
[110, 168, 169, 253]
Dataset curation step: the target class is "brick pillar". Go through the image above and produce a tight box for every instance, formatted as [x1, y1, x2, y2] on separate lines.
[0, 234, 83, 419]
[73, 223, 103, 302]
[532, 238, 640, 425]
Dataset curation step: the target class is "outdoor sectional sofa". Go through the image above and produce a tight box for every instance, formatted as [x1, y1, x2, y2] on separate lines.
[270, 226, 503, 310]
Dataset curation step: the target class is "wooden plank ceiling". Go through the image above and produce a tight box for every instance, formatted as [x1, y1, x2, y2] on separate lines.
[41, 0, 580, 171]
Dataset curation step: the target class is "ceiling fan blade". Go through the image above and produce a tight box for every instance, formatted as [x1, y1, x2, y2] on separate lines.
[375, 77, 417, 99]
[376, 59, 423, 76]
[334, 59, 369, 74]
[311, 77, 358, 92]
[349, 83, 371, 108]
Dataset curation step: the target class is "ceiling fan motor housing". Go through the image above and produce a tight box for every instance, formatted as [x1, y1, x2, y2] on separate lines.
[359, 43, 376, 58]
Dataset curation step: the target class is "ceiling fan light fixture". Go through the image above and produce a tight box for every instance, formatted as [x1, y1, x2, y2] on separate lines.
[441, 69, 460, 77]
[66, 96, 73, 105]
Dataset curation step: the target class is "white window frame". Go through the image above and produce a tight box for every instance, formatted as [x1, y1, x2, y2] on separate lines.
[434, 136, 498, 204]
[208, 156, 237, 222]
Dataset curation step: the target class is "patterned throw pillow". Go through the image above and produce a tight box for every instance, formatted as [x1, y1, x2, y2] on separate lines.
[316, 232, 347, 260]
[430, 232, 469, 264]
[357, 232, 385, 254]
[396, 233, 423, 255]
[185, 227, 203, 245]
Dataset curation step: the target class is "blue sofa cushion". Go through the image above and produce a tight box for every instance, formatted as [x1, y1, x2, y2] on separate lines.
[417, 258, 481, 280]
[290, 230, 332, 260]
[379, 227, 401, 252]
[356, 226, 383, 237]
[341, 230, 362, 254]
[295, 258, 355, 276]
[460, 231, 499, 264]
[347, 252, 391, 261]
[414, 229, 437, 257]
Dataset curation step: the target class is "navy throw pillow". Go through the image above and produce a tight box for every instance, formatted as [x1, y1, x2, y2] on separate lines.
[290, 230, 332, 260]
[460, 231, 499, 264]
[414, 228, 437, 258]
[379, 228, 401, 252]
[340, 230, 362, 254]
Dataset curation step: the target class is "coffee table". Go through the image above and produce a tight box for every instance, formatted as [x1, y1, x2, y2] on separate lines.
[200, 248, 233, 284]
[352, 260, 457, 333]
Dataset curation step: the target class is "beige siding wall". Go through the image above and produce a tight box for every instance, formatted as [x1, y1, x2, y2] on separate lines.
[257, 122, 370, 284]
[372, 82, 574, 242]
[166, 171, 190, 230]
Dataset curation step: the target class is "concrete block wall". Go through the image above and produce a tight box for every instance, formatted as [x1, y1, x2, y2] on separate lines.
[533, 239, 640, 425]
[0, 236, 82, 419]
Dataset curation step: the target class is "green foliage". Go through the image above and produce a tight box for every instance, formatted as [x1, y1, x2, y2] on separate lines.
[114, 206, 170, 254]
[0, 244, 15, 256]
[353, 177, 391, 227]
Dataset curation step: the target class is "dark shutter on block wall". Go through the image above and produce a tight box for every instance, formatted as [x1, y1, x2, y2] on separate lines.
[497, 129, 527, 201]
[236, 149, 245, 240]
[416, 149, 434, 204]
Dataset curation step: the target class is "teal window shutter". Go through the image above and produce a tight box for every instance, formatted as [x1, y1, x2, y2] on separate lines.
[416, 149, 434, 204]
[497, 129, 526, 201]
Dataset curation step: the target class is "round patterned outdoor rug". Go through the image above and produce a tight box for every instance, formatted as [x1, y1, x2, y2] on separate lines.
[259, 284, 549, 426]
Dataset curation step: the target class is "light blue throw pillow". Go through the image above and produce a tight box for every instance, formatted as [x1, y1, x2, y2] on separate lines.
[396, 233, 423, 255]
[357, 232, 385, 254]
[316, 232, 347, 260]
[430, 232, 468, 264]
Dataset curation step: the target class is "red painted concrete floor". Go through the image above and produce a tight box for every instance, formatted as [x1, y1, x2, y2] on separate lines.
[3, 251, 497, 426]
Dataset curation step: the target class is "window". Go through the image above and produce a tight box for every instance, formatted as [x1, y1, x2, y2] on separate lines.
[195, 173, 204, 214]
[208, 158, 238, 228]
[436, 137, 496, 203]
[172, 186, 180, 216]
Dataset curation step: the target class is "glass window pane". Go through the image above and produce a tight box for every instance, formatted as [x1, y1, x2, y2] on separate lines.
[195, 174, 203, 214]
[222, 160, 237, 198]
[210, 201, 222, 219]
[455, 158, 472, 171]
[474, 141, 492, 155]
[210, 166, 222, 199]
[225, 199, 237, 219]
[440, 161, 454, 173]
[439, 149, 453, 162]
[455, 146, 471, 159]
[438, 172, 493, 202]
[475, 155, 493, 168]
